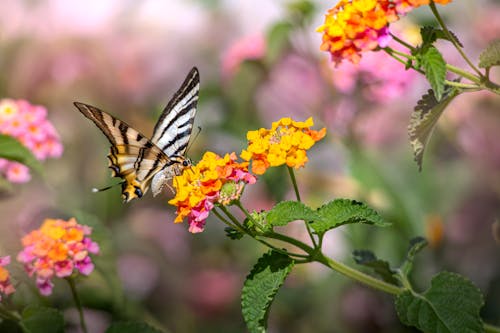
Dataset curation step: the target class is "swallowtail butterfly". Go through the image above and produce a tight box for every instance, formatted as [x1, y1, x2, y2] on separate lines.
[74, 67, 200, 203]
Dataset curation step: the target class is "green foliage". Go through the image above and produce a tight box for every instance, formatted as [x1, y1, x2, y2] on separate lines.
[479, 39, 500, 69]
[353, 250, 399, 285]
[241, 251, 294, 333]
[0, 134, 43, 176]
[105, 321, 165, 333]
[395, 272, 484, 333]
[409, 87, 460, 170]
[420, 26, 463, 50]
[21, 306, 64, 333]
[310, 199, 390, 235]
[265, 21, 293, 66]
[266, 201, 320, 227]
[419, 46, 447, 100]
[400, 237, 428, 277]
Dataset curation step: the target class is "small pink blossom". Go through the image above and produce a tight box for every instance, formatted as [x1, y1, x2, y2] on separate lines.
[0, 256, 16, 301]
[0, 99, 63, 183]
[221, 34, 266, 80]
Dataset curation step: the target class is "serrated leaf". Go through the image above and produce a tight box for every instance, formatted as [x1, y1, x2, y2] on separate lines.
[0, 134, 43, 175]
[265, 21, 293, 65]
[409, 87, 459, 170]
[420, 46, 446, 100]
[479, 39, 500, 68]
[420, 26, 463, 49]
[21, 306, 64, 333]
[242, 251, 294, 333]
[353, 250, 399, 285]
[310, 199, 390, 234]
[396, 272, 484, 333]
[106, 321, 165, 333]
[400, 237, 428, 277]
[266, 201, 320, 227]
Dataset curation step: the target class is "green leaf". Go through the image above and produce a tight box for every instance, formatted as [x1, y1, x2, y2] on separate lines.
[242, 251, 294, 333]
[21, 306, 64, 333]
[265, 21, 293, 65]
[395, 272, 484, 333]
[106, 321, 165, 333]
[266, 201, 320, 227]
[420, 26, 463, 50]
[479, 39, 500, 68]
[0, 134, 43, 175]
[310, 199, 390, 234]
[409, 86, 460, 170]
[353, 250, 399, 285]
[420, 46, 446, 100]
[400, 237, 428, 277]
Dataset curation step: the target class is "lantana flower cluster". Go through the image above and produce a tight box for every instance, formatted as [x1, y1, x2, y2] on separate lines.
[0, 99, 63, 183]
[317, 0, 452, 64]
[17, 218, 99, 296]
[0, 256, 15, 301]
[169, 117, 326, 232]
[169, 152, 257, 233]
[241, 117, 326, 175]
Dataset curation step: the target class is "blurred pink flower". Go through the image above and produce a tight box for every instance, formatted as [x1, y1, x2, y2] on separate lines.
[221, 34, 266, 80]
[0, 99, 63, 184]
[330, 49, 418, 104]
[0, 256, 16, 301]
[17, 218, 99, 296]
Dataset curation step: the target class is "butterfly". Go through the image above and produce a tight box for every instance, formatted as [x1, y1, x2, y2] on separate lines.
[74, 67, 200, 203]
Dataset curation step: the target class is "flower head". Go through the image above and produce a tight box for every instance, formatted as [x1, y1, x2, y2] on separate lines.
[317, 0, 452, 64]
[169, 152, 256, 233]
[0, 256, 16, 301]
[17, 218, 99, 296]
[0, 99, 63, 183]
[241, 117, 326, 175]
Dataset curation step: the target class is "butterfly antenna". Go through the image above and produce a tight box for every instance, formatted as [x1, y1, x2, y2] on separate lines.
[185, 126, 202, 154]
[91, 181, 125, 193]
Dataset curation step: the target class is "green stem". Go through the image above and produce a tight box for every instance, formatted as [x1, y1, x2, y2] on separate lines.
[429, 1, 483, 77]
[67, 277, 88, 333]
[317, 254, 403, 295]
[485, 323, 500, 333]
[390, 33, 416, 51]
[287, 166, 317, 247]
[287, 166, 302, 202]
[444, 80, 479, 90]
[446, 64, 481, 84]
[383, 48, 425, 75]
[263, 231, 315, 255]
[0, 303, 21, 322]
[212, 206, 245, 233]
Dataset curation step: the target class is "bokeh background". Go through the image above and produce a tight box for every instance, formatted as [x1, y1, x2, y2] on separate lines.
[0, 1, 499, 332]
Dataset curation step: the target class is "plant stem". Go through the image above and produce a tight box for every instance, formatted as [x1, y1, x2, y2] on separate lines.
[287, 166, 302, 202]
[317, 254, 403, 295]
[67, 277, 88, 333]
[390, 33, 416, 51]
[445, 64, 481, 84]
[287, 166, 317, 247]
[429, 1, 482, 77]
[0, 303, 21, 321]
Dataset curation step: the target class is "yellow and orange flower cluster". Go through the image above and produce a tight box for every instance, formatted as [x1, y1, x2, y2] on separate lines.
[17, 218, 99, 296]
[317, 0, 452, 64]
[169, 152, 256, 233]
[241, 117, 326, 175]
[0, 256, 15, 301]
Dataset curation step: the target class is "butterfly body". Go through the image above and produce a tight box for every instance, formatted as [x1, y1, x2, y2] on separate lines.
[74, 67, 200, 203]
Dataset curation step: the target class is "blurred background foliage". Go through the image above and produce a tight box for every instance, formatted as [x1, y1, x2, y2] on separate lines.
[0, 0, 499, 332]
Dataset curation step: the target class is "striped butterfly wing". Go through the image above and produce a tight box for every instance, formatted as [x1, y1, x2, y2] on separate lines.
[74, 102, 171, 203]
[151, 67, 200, 159]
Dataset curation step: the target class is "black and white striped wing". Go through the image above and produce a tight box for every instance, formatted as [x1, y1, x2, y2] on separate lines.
[74, 102, 171, 202]
[151, 67, 200, 158]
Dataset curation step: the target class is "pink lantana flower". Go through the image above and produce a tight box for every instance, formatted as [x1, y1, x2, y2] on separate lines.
[0, 256, 16, 301]
[0, 99, 63, 183]
[17, 218, 99, 296]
